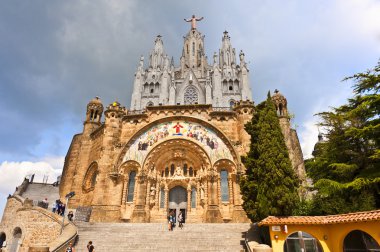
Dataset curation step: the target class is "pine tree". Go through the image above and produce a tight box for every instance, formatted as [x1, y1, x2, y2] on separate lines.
[306, 60, 380, 215]
[241, 92, 300, 222]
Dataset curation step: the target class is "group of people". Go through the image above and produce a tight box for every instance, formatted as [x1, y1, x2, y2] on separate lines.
[51, 199, 74, 221]
[66, 240, 94, 252]
[167, 210, 184, 231]
[52, 199, 66, 216]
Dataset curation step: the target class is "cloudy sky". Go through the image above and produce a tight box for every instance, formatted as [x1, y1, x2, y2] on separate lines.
[0, 0, 379, 215]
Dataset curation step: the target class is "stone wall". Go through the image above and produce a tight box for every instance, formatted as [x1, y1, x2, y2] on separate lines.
[0, 197, 62, 252]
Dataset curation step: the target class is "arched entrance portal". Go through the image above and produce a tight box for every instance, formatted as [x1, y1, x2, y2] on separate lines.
[169, 186, 187, 224]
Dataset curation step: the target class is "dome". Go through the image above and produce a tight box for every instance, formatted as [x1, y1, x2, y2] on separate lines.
[272, 89, 287, 104]
[89, 96, 102, 105]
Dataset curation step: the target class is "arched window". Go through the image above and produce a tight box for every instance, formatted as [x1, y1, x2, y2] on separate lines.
[83, 162, 98, 192]
[160, 188, 165, 209]
[10, 227, 22, 252]
[189, 167, 193, 177]
[192, 42, 195, 56]
[284, 231, 323, 252]
[165, 167, 169, 177]
[147, 101, 154, 107]
[170, 164, 175, 176]
[184, 86, 198, 105]
[183, 164, 188, 176]
[90, 171, 97, 188]
[126, 171, 136, 202]
[344, 230, 380, 252]
[279, 103, 283, 116]
[191, 187, 196, 208]
[220, 170, 229, 202]
[229, 100, 236, 108]
[0, 232, 6, 249]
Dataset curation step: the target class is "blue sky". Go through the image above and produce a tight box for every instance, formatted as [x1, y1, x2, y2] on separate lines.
[0, 0, 379, 215]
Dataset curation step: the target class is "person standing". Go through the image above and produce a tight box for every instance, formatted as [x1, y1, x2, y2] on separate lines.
[67, 211, 74, 221]
[66, 242, 75, 252]
[87, 241, 95, 252]
[178, 211, 184, 229]
[52, 200, 57, 213]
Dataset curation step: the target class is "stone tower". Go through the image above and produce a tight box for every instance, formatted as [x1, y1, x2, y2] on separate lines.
[272, 89, 306, 182]
[130, 26, 253, 110]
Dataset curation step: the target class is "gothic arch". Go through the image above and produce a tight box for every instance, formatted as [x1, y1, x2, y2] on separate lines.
[141, 137, 213, 172]
[118, 160, 141, 175]
[213, 159, 236, 173]
[82, 161, 98, 193]
[176, 70, 205, 104]
[116, 116, 240, 169]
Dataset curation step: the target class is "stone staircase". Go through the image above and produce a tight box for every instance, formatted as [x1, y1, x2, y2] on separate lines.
[74, 222, 251, 252]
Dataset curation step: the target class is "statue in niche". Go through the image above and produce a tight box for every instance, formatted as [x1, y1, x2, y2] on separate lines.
[174, 165, 183, 177]
[200, 183, 205, 200]
[213, 52, 218, 66]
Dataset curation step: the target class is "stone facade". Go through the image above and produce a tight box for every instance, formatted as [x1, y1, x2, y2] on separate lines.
[59, 26, 305, 223]
[0, 197, 61, 252]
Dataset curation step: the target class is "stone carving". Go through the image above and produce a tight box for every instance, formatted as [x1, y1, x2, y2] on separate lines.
[174, 165, 183, 177]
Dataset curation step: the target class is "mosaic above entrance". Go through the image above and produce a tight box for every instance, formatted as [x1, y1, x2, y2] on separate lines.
[122, 121, 234, 165]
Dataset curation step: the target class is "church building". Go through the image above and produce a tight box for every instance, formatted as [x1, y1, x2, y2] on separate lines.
[58, 17, 305, 223]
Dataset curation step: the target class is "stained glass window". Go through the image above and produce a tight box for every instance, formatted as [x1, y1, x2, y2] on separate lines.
[191, 187, 196, 208]
[127, 171, 136, 202]
[220, 170, 229, 202]
[160, 188, 165, 209]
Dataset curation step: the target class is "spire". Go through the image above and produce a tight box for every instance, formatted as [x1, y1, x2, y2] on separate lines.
[149, 35, 165, 69]
[219, 30, 236, 68]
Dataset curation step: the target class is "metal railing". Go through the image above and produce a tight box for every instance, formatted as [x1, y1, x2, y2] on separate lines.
[127, 110, 145, 115]
[245, 231, 252, 252]
[212, 107, 233, 112]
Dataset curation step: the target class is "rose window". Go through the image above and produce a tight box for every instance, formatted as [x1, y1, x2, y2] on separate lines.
[184, 86, 198, 105]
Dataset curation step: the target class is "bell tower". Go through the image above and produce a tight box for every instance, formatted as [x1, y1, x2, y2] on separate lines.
[83, 96, 103, 135]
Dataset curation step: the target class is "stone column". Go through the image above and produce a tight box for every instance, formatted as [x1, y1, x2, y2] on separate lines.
[205, 173, 223, 223]
[121, 175, 129, 205]
[187, 188, 191, 212]
[154, 182, 160, 211]
[217, 176, 221, 205]
[131, 173, 148, 222]
[228, 174, 233, 204]
[145, 180, 151, 211]
[164, 185, 169, 213]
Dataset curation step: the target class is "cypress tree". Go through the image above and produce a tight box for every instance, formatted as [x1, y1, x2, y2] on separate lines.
[241, 92, 300, 222]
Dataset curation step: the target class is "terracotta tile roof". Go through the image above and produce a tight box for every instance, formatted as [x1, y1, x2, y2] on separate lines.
[258, 209, 380, 226]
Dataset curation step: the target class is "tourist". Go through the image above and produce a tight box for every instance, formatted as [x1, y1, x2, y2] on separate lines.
[60, 203, 66, 216]
[68, 211, 74, 221]
[42, 198, 48, 209]
[66, 242, 75, 252]
[56, 200, 62, 215]
[178, 211, 184, 229]
[168, 210, 175, 231]
[87, 241, 95, 252]
[52, 200, 57, 213]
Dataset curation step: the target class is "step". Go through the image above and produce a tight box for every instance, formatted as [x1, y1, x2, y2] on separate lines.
[74, 222, 249, 252]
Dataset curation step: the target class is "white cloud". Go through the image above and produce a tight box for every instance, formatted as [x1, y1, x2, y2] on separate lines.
[0, 157, 63, 196]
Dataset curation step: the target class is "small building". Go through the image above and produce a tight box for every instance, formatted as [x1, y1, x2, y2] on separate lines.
[259, 209, 380, 252]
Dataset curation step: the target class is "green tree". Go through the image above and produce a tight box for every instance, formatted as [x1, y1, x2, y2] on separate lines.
[306, 60, 380, 215]
[241, 93, 300, 222]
